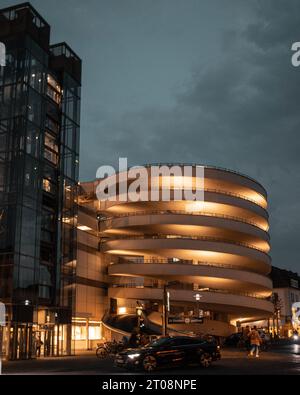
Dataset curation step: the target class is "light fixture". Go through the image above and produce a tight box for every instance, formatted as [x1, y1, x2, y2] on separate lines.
[77, 225, 92, 231]
[118, 307, 127, 314]
[128, 353, 141, 359]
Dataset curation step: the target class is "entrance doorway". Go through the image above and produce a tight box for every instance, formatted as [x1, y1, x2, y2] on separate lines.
[9, 324, 33, 360]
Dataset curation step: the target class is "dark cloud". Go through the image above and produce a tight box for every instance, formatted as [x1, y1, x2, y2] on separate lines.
[1, 0, 299, 270]
[79, 0, 300, 271]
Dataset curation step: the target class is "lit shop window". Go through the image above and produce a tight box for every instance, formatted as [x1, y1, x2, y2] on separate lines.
[89, 326, 100, 340]
[72, 325, 101, 340]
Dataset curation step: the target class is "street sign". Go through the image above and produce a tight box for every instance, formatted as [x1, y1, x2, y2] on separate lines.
[190, 317, 204, 324]
[168, 317, 185, 324]
[168, 316, 204, 324]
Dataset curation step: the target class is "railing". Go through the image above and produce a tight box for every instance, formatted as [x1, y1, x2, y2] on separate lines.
[99, 210, 269, 233]
[95, 162, 267, 195]
[1, 3, 49, 28]
[101, 234, 270, 255]
[201, 188, 266, 207]
[110, 257, 268, 274]
[98, 188, 268, 211]
[101, 321, 130, 337]
[110, 283, 270, 301]
[50, 42, 81, 62]
[141, 163, 267, 196]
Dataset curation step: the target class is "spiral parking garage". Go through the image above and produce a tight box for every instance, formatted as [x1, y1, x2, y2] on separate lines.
[79, 164, 273, 336]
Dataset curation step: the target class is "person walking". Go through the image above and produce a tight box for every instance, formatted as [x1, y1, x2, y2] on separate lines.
[243, 325, 251, 351]
[128, 331, 139, 348]
[35, 335, 43, 358]
[248, 326, 262, 358]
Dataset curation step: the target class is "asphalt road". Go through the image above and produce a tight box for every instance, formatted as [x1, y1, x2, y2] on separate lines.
[2, 343, 300, 375]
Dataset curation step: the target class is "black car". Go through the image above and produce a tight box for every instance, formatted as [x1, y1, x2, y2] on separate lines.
[223, 332, 243, 347]
[114, 335, 221, 372]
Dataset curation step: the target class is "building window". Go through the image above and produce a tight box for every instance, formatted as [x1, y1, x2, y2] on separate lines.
[45, 132, 58, 152]
[38, 285, 51, 299]
[28, 57, 45, 94]
[291, 293, 295, 304]
[26, 126, 40, 157]
[47, 74, 62, 105]
[72, 324, 101, 341]
[290, 279, 299, 289]
[44, 132, 58, 165]
[42, 179, 51, 193]
[42, 178, 56, 195]
[45, 116, 59, 134]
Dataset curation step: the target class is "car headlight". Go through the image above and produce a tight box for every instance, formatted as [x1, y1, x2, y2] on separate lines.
[293, 335, 299, 341]
[128, 353, 141, 359]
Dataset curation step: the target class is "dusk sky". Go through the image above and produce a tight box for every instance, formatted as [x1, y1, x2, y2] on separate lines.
[1, 0, 299, 272]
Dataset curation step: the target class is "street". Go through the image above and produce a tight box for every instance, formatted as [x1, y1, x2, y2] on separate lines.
[2, 343, 300, 375]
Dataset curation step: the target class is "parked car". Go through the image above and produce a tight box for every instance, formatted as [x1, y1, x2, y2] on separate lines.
[224, 332, 243, 347]
[114, 335, 221, 372]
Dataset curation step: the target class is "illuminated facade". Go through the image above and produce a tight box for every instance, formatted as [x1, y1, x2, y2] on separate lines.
[270, 267, 300, 337]
[73, 201, 108, 350]
[0, 3, 81, 359]
[79, 165, 273, 337]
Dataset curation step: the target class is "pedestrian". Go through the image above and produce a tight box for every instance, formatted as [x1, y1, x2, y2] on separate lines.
[243, 325, 251, 351]
[248, 326, 262, 358]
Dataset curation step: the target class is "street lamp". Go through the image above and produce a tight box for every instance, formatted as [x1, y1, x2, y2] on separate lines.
[136, 301, 143, 334]
[162, 281, 179, 336]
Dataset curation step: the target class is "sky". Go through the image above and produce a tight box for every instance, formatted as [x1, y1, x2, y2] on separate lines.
[1, 0, 300, 272]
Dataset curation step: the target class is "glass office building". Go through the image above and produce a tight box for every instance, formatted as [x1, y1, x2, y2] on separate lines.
[0, 3, 81, 359]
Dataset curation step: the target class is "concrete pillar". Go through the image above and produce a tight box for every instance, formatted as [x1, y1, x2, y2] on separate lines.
[86, 319, 90, 350]
[66, 324, 72, 355]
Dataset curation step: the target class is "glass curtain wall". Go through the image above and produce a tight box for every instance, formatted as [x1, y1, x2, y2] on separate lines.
[0, 32, 81, 360]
